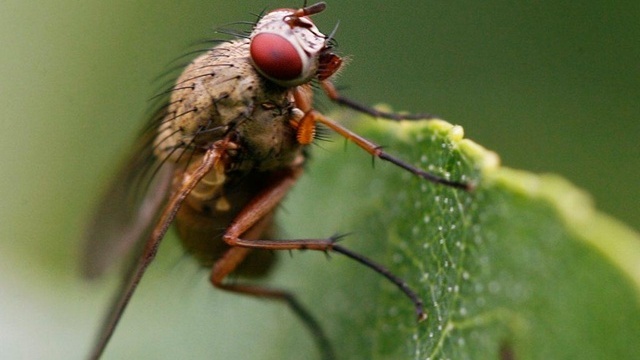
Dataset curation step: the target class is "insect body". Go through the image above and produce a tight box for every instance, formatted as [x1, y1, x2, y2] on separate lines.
[83, 3, 471, 359]
[157, 38, 305, 271]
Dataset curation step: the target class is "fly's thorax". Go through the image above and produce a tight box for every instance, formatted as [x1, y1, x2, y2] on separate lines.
[179, 96, 306, 217]
[153, 39, 290, 163]
[230, 103, 305, 173]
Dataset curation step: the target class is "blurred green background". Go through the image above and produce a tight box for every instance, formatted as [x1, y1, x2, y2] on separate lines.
[1, 0, 638, 358]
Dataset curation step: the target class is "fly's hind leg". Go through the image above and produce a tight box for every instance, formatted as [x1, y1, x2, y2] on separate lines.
[209, 166, 335, 360]
[210, 246, 335, 360]
[212, 165, 428, 359]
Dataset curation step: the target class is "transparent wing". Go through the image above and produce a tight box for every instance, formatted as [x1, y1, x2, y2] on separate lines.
[81, 126, 174, 279]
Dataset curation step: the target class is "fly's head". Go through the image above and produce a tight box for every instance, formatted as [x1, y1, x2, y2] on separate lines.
[249, 2, 342, 88]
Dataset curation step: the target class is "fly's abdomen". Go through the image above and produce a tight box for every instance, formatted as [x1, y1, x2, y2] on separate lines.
[174, 168, 279, 276]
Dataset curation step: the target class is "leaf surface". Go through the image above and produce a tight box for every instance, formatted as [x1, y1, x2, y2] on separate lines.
[276, 116, 640, 360]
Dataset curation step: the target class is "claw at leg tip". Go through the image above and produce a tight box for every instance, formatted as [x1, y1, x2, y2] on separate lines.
[418, 312, 428, 322]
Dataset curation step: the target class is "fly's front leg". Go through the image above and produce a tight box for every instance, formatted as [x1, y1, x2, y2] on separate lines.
[311, 110, 473, 190]
[321, 80, 438, 120]
[291, 85, 472, 190]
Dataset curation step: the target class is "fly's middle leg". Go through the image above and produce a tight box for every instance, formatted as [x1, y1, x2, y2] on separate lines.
[212, 164, 429, 352]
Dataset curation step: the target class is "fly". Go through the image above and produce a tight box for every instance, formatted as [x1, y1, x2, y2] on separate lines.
[82, 2, 472, 359]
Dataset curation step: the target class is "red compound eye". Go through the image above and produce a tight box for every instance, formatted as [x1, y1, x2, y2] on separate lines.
[250, 33, 303, 82]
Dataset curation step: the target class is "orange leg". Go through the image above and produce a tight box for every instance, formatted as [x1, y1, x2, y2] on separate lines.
[292, 85, 316, 144]
[88, 144, 224, 360]
[210, 166, 335, 359]
[210, 245, 335, 360]
[312, 109, 473, 190]
[292, 84, 472, 190]
[213, 165, 428, 331]
[221, 166, 338, 251]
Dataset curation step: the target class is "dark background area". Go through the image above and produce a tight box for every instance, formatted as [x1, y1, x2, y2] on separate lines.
[318, 1, 639, 230]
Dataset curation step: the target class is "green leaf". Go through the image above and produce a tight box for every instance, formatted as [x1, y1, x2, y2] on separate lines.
[275, 115, 640, 359]
[4, 109, 638, 359]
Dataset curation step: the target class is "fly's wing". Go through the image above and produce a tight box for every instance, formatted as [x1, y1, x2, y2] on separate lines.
[81, 125, 174, 279]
